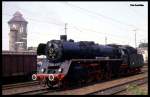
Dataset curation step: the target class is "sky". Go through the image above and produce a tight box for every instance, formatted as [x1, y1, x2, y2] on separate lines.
[2, 1, 148, 50]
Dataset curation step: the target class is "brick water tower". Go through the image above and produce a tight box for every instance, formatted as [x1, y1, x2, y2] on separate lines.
[8, 11, 28, 52]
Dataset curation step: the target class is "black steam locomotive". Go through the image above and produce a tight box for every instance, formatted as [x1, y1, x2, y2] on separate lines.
[32, 35, 144, 88]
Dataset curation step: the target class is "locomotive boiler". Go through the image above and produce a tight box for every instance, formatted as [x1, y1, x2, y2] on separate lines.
[32, 35, 144, 88]
[37, 40, 120, 62]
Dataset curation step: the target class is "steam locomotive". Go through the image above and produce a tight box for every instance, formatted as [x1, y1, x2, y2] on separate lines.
[32, 35, 144, 88]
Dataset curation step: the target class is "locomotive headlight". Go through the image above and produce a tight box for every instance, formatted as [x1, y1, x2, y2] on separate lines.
[48, 74, 54, 81]
[32, 74, 37, 80]
[41, 68, 45, 73]
[58, 68, 63, 73]
[41, 68, 44, 72]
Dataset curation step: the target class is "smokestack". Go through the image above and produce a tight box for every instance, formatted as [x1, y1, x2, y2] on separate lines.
[60, 35, 67, 41]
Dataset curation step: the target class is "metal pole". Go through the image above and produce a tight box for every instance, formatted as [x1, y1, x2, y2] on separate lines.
[135, 31, 136, 48]
[105, 32, 107, 45]
[105, 36, 107, 45]
[65, 23, 67, 35]
[133, 29, 137, 48]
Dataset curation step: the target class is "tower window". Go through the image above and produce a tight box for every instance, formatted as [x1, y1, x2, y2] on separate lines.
[20, 26, 24, 33]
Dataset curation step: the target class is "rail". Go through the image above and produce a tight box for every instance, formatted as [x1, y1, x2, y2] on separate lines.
[2, 81, 39, 90]
[43, 72, 147, 95]
[2, 66, 147, 95]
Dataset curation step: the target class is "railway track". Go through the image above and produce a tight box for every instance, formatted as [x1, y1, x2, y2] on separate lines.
[2, 84, 47, 95]
[89, 76, 147, 95]
[19, 72, 148, 95]
[114, 83, 148, 95]
[2, 81, 39, 90]
[2, 66, 147, 95]
[43, 72, 147, 95]
[15, 88, 53, 95]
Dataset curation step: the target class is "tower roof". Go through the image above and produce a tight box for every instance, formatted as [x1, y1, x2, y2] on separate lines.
[8, 11, 28, 24]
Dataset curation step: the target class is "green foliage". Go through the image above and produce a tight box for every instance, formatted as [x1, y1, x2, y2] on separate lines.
[126, 84, 147, 95]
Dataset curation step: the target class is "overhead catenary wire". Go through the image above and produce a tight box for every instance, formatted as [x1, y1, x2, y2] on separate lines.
[3, 13, 132, 44]
[63, 2, 147, 33]
[63, 2, 147, 44]
[5, 4, 147, 35]
[4, 13, 128, 40]
[63, 2, 134, 27]
[13, 5, 66, 26]
[3, 11, 145, 45]
[69, 24, 129, 40]
[3, 13, 64, 27]
[69, 25, 129, 43]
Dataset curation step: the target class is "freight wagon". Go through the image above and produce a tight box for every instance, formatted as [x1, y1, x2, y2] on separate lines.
[2, 51, 37, 84]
